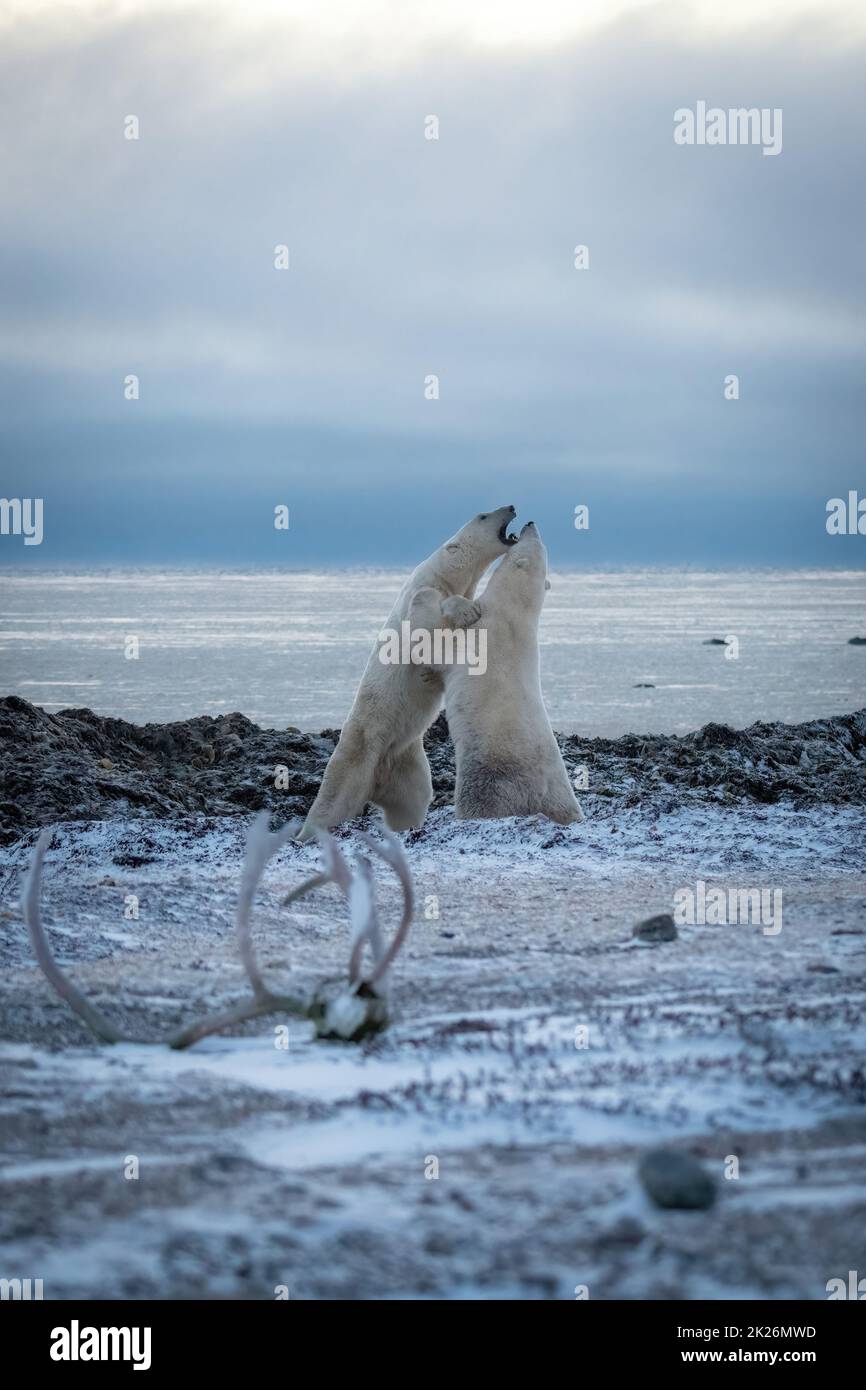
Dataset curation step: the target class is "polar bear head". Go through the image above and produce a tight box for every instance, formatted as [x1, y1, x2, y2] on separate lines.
[436, 505, 519, 591]
[483, 520, 549, 619]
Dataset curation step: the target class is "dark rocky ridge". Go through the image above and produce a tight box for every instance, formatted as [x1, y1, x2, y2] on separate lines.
[1, 695, 864, 846]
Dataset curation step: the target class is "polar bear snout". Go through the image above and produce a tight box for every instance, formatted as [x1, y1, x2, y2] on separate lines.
[484, 504, 518, 546]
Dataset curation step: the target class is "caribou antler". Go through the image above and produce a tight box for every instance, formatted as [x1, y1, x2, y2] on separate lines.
[23, 830, 127, 1045]
[279, 824, 415, 1040]
[21, 815, 415, 1049]
[286, 826, 414, 992]
[22, 814, 306, 1050]
[167, 813, 305, 1049]
[354, 828, 413, 989]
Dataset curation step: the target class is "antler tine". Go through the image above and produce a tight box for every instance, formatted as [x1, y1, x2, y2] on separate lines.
[347, 854, 386, 987]
[280, 825, 354, 911]
[282, 871, 329, 907]
[168, 811, 303, 1049]
[22, 829, 128, 1045]
[313, 828, 354, 896]
[167, 992, 305, 1051]
[235, 812, 300, 1002]
[356, 828, 414, 988]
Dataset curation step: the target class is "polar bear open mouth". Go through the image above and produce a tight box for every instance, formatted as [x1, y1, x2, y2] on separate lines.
[498, 521, 519, 545]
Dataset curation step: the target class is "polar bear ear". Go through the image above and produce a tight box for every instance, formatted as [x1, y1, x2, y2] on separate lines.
[545, 579, 551, 590]
[445, 543, 461, 553]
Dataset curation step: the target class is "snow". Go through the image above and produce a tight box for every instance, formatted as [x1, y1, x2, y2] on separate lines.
[1, 801, 865, 1299]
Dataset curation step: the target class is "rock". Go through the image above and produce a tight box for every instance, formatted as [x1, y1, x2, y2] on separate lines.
[695, 721, 747, 750]
[703, 638, 727, 645]
[98, 757, 113, 769]
[634, 682, 655, 688]
[424, 1231, 458, 1256]
[0, 697, 864, 846]
[639, 1149, 716, 1210]
[596, 1215, 645, 1247]
[633, 913, 677, 943]
[228, 783, 267, 809]
[849, 636, 866, 646]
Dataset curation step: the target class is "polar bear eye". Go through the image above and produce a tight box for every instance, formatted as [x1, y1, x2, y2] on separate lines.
[478, 514, 487, 520]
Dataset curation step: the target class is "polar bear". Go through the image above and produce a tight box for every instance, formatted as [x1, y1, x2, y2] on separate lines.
[298, 506, 519, 840]
[409, 521, 583, 824]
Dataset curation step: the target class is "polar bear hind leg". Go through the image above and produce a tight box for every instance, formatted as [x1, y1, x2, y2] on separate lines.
[372, 738, 433, 831]
[297, 723, 380, 841]
[456, 759, 583, 824]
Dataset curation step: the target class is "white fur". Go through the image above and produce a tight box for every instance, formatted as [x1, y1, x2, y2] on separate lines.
[298, 507, 518, 840]
[410, 522, 583, 825]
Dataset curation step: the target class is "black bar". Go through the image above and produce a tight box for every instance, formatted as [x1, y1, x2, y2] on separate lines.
[2, 1298, 862, 1374]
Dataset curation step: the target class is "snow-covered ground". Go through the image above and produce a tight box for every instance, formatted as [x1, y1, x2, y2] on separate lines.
[1, 803, 865, 1300]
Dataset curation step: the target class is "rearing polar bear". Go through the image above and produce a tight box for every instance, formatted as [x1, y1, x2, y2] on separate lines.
[298, 506, 519, 840]
[409, 521, 583, 824]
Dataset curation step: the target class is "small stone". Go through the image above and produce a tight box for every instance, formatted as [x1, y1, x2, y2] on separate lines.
[99, 757, 113, 769]
[597, 1215, 645, 1247]
[424, 1231, 458, 1256]
[633, 913, 677, 943]
[449, 1188, 475, 1212]
[848, 636, 866, 646]
[633, 682, 655, 688]
[639, 1148, 716, 1210]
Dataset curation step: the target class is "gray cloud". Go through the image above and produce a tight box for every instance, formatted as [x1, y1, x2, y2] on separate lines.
[1, 2, 864, 564]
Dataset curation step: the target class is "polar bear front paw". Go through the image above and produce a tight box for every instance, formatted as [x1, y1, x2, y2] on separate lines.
[408, 586, 444, 627]
[441, 596, 482, 629]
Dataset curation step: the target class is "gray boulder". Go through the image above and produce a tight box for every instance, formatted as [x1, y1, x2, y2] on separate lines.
[639, 1149, 716, 1210]
[633, 913, 677, 943]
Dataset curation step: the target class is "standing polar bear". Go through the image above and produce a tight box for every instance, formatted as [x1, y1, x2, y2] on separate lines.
[409, 521, 583, 824]
[298, 506, 519, 841]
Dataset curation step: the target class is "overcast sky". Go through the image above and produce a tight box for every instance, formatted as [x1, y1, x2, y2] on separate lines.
[1, 0, 864, 567]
